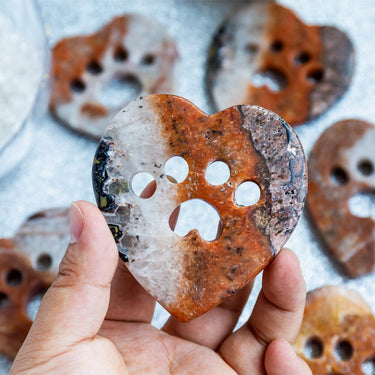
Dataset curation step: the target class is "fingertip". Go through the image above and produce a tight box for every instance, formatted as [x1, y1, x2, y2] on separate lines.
[265, 339, 312, 375]
[263, 248, 306, 312]
[72, 200, 118, 270]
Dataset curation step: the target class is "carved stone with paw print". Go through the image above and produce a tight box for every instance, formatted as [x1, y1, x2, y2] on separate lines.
[206, 3, 354, 126]
[294, 286, 375, 375]
[50, 15, 178, 138]
[308, 119, 375, 277]
[92, 94, 307, 321]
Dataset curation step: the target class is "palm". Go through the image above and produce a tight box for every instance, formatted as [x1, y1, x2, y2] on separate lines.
[10, 202, 310, 375]
[100, 320, 235, 374]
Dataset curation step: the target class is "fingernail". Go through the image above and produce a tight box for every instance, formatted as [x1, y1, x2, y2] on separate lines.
[70, 202, 83, 243]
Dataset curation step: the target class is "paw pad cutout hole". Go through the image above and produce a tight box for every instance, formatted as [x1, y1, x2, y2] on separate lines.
[70, 78, 86, 93]
[304, 336, 324, 359]
[307, 68, 324, 83]
[165, 156, 189, 183]
[235, 181, 261, 207]
[99, 74, 142, 108]
[251, 68, 287, 92]
[6, 269, 23, 287]
[86, 60, 103, 75]
[358, 159, 374, 176]
[113, 46, 128, 62]
[330, 166, 349, 186]
[362, 356, 375, 375]
[246, 43, 259, 54]
[36, 253, 53, 272]
[334, 339, 353, 361]
[348, 191, 375, 220]
[206, 161, 230, 185]
[270, 39, 283, 52]
[131, 172, 156, 199]
[169, 199, 223, 242]
[0, 293, 8, 309]
[295, 51, 311, 65]
[141, 54, 156, 66]
[27, 291, 46, 321]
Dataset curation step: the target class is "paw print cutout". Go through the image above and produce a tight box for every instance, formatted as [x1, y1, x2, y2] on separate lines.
[206, 3, 354, 126]
[50, 14, 178, 139]
[308, 120, 375, 277]
[92, 94, 307, 321]
[0, 242, 51, 359]
[294, 286, 375, 375]
[0, 208, 70, 359]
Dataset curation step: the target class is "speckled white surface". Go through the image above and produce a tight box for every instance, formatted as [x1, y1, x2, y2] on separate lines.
[0, 0, 374, 370]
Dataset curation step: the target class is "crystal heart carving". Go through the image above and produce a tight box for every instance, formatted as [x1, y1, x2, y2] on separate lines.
[50, 14, 178, 139]
[206, 3, 354, 126]
[294, 286, 375, 374]
[308, 119, 375, 277]
[92, 94, 307, 321]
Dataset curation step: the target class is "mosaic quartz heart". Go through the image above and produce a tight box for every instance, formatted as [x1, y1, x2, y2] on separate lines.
[50, 14, 178, 139]
[92, 94, 307, 321]
[207, 3, 354, 126]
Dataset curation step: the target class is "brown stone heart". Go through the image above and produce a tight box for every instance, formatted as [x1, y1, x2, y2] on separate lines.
[207, 3, 354, 126]
[92, 94, 307, 321]
[294, 286, 375, 375]
[50, 14, 178, 138]
[0, 208, 70, 359]
[308, 119, 375, 277]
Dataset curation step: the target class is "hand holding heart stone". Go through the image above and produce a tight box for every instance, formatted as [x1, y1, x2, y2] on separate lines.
[92, 94, 307, 321]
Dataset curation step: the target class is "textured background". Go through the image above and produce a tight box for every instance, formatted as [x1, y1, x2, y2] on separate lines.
[0, 0, 374, 370]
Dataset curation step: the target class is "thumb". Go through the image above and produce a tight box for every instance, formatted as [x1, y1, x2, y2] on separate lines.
[22, 201, 118, 351]
[265, 339, 312, 375]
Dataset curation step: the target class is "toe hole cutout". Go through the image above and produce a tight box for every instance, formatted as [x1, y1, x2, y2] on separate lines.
[270, 39, 283, 52]
[307, 68, 324, 83]
[99, 74, 142, 108]
[86, 60, 103, 75]
[362, 356, 375, 375]
[141, 54, 156, 66]
[235, 181, 261, 207]
[330, 166, 349, 185]
[358, 159, 374, 176]
[70, 78, 86, 93]
[295, 51, 311, 65]
[335, 340, 353, 361]
[27, 290, 47, 321]
[304, 336, 324, 359]
[251, 69, 287, 92]
[348, 191, 375, 219]
[6, 269, 23, 287]
[113, 46, 128, 62]
[131, 172, 156, 199]
[206, 161, 230, 185]
[169, 199, 223, 242]
[36, 253, 53, 272]
[165, 156, 189, 183]
[246, 43, 258, 54]
[0, 292, 8, 309]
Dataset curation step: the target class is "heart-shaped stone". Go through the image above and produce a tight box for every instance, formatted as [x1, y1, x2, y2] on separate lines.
[294, 286, 375, 374]
[92, 94, 307, 321]
[206, 3, 354, 126]
[50, 14, 178, 139]
[0, 208, 70, 358]
[308, 120, 375, 277]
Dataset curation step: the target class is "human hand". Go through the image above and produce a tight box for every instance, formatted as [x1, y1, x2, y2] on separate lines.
[10, 201, 311, 375]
